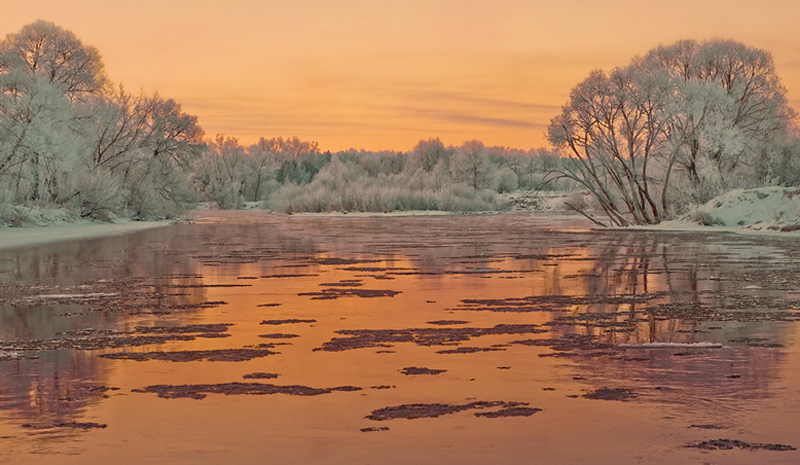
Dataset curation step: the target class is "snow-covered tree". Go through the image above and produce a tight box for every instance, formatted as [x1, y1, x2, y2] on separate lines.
[548, 67, 670, 226]
[0, 21, 105, 201]
[407, 138, 449, 173]
[452, 140, 490, 191]
[252, 136, 319, 157]
[0, 20, 105, 100]
[639, 39, 795, 201]
[548, 38, 797, 225]
[81, 85, 150, 172]
[0, 21, 205, 220]
[244, 140, 280, 202]
[141, 95, 204, 168]
[193, 135, 249, 209]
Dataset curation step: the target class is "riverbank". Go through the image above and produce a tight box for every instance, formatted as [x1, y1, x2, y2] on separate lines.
[624, 187, 800, 238]
[4, 185, 800, 252]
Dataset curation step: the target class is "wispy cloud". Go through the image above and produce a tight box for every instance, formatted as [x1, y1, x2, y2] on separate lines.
[167, 78, 554, 148]
[405, 90, 561, 115]
[395, 106, 544, 129]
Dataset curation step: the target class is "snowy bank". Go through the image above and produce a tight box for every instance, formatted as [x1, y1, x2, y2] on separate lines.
[652, 186, 800, 235]
[0, 220, 174, 251]
[686, 186, 800, 231]
[286, 210, 455, 217]
[608, 186, 800, 236]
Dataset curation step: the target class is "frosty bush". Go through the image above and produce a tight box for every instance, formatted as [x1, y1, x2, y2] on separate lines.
[265, 153, 508, 214]
[0, 203, 80, 227]
[62, 168, 124, 220]
[492, 166, 519, 193]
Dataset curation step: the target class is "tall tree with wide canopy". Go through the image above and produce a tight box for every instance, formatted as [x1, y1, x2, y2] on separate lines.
[640, 39, 795, 192]
[0, 20, 106, 200]
[548, 39, 796, 226]
[0, 21, 205, 218]
[0, 19, 105, 99]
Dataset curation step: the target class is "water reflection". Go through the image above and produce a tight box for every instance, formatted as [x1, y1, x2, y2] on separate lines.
[0, 227, 209, 429]
[1, 211, 799, 464]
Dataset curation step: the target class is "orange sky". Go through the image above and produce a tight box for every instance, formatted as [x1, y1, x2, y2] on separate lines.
[3, 0, 800, 152]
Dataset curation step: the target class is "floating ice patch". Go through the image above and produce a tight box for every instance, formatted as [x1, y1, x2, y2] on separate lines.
[618, 342, 723, 349]
[24, 293, 118, 301]
[0, 351, 23, 361]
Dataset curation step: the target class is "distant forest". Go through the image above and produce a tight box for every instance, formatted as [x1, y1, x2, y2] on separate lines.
[2, 21, 799, 226]
[193, 135, 566, 213]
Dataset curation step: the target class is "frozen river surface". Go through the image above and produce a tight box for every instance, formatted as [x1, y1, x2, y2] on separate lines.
[1, 211, 799, 464]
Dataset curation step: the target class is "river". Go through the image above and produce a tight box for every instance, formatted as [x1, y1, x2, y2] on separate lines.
[1, 211, 799, 464]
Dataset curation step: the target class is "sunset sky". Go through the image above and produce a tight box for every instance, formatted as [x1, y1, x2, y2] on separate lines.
[3, 0, 799, 152]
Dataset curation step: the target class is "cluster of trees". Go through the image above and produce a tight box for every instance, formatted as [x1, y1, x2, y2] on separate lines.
[548, 39, 799, 226]
[0, 20, 204, 221]
[191, 135, 329, 209]
[192, 135, 564, 213]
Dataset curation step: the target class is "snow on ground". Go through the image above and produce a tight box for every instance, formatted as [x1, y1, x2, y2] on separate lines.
[0, 351, 24, 361]
[653, 186, 800, 234]
[686, 186, 800, 231]
[0, 220, 174, 251]
[287, 210, 454, 217]
[23, 293, 119, 300]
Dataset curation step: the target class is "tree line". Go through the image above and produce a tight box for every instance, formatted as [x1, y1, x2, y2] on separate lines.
[2, 22, 798, 224]
[192, 135, 563, 213]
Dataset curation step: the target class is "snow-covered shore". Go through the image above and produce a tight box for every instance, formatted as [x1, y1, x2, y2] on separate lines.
[628, 186, 800, 237]
[532, 186, 800, 236]
[0, 220, 174, 251]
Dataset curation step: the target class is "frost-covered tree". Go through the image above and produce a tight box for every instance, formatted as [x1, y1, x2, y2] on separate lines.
[548, 38, 797, 226]
[0, 21, 106, 201]
[141, 95, 204, 168]
[407, 138, 449, 173]
[0, 77, 83, 202]
[244, 139, 281, 202]
[193, 135, 249, 209]
[82, 85, 150, 171]
[639, 39, 795, 200]
[548, 67, 670, 226]
[452, 140, 490, 191]
[253, 136, 319, 157]
[0, 21, 204, 220]
[0, 20, 105, 100]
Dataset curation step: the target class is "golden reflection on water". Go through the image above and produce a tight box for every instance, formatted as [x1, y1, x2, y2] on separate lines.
[1, 211, 800, 464]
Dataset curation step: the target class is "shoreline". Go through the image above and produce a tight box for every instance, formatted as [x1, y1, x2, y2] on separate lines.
[613, 220, 800, 238]
[3, 207, 799, 253]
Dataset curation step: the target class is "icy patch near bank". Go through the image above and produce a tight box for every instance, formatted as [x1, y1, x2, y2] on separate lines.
[22, 293, 119, 302]
[0, 220, 173, 250]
